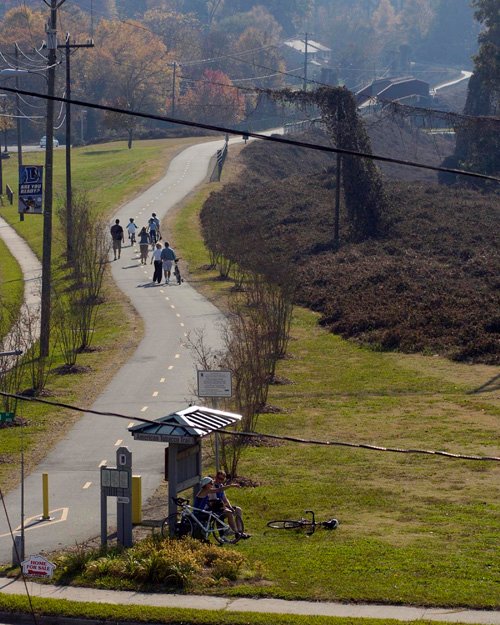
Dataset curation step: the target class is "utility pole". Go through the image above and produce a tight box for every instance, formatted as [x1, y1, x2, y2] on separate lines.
[40, 0, 67, 359]
[14, 45, 23, 167]
[334, 105, 342, 248]
[64, 34, 72, 262]
[58, 33, 94, 262]
[171, 62, 177, 116]
[303, 32, 309, 92]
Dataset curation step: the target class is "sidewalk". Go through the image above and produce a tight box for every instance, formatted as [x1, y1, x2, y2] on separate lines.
[1, 580, 500, 624]
[0, 215, 41, 349]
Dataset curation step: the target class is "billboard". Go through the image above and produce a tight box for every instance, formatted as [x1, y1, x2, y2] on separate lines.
[18, 165, 43, 214]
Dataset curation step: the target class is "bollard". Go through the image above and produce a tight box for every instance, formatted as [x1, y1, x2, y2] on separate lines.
[42, 472, 50, 520]
[132, 475, 142, 525]
[12, 534, 23, 567]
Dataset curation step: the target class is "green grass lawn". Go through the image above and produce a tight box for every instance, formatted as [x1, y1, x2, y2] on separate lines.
[170, 174, 500, 608]
[1, 140, 498, 616]
[0, 593, 465, 625]
[0, 235, 23, 339]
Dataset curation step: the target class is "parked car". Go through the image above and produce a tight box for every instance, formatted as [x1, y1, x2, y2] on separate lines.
[40, 136, 59, 148]
[0, 151, 10, 159]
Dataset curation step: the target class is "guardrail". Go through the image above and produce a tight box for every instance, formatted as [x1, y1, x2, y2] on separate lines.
[6, 184, 14, 205]
[210, 136, 229, 182]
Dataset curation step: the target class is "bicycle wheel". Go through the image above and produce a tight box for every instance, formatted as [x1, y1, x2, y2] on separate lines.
[161, 513, 194, 539]
[267, 519, 303, 530]
[210, 515, 240, 545]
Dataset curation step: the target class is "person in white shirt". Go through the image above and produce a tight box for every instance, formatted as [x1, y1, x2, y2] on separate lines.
[126, 218, 138, 245]
[151, 242, 163, 284]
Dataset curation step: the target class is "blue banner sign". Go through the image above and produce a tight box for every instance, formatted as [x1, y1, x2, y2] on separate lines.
[19, 165, 43, 214]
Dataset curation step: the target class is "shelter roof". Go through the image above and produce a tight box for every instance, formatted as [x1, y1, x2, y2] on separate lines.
[129, 405, 241, 443]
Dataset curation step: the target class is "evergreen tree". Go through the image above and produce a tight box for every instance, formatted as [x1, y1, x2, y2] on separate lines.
[444, 0, 499, 182]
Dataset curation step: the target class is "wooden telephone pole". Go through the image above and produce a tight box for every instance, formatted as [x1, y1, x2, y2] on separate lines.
[40, 0, 67, 359]
[58, 34, 94, 262]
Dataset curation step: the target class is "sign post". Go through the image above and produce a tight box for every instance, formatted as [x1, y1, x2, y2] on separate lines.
[100, 447, 133, 547]
[197, 371, 233, 471]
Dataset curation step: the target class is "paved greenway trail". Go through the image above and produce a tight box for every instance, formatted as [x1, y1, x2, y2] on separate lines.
[3, 133, 500, 625]
[0, 138, 230, 561]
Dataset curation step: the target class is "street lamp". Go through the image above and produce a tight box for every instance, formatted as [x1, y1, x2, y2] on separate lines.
[0, 349, 25, 564]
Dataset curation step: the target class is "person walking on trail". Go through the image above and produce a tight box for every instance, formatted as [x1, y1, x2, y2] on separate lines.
[147, 217, 158, 246]
[151, 243, 163, 284]
[152, 213, 161, 240]
[110, 219, 124, 260]
[126, 217, 138, 245]
[138, 226, 150, 265]
[160, 241, 176, 284]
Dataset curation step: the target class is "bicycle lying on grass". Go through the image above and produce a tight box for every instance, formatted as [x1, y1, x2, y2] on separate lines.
[162, 497, 243, 544]
[267, 510, 339, 535]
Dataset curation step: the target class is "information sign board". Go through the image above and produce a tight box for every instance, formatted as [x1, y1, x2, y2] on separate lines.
[18, 165, 43, 214]
[197, 370, 232, 398]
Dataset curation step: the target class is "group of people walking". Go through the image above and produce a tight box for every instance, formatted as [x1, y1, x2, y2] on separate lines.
[110, 214, 179, 285]
[110, 213, 162, 261]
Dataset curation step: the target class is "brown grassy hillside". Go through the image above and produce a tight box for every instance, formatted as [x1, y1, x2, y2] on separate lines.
[203, 134, 499, 365]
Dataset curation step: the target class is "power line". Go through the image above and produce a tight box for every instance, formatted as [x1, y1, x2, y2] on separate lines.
[1, 85, 498, 183]
[0, 391, 498, 462]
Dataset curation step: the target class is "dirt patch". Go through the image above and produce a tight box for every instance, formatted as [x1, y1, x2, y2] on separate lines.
[52, 364, 92, 375]
[201, 137, 500, 365]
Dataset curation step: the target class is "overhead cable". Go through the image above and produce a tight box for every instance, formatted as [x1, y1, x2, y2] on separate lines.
[0, 85, 497, 183]
[0, 391, 498, 462]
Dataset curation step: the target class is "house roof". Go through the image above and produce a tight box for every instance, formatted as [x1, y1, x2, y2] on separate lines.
[284, 39, 331, 54]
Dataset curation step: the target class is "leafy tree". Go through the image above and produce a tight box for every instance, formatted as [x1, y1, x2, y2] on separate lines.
[415, 0, 477, 64]
[228, 0, 312, 33]
[74, 19, 172, 146]
[448, 0, 499, 180]
[0, 96, 15, 150]
[0, 7, 45, 46]
[273, 87, 388, 242]
[182, 0, 225, 27]
[143, 8, 202, 58]
[178, 68, 244, 124]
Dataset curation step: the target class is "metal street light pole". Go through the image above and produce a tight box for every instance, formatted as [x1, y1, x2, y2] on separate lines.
[0, 350, 25, 563]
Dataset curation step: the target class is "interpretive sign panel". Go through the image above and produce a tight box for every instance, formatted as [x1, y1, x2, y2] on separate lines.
[197, 370, 232, 398]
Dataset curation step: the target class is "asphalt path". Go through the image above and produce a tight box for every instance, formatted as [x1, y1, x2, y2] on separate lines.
[0, 137, 230, 563]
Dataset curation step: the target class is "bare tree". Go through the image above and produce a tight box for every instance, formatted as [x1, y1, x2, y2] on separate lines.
[53, 292, 81, 370]
[0, 305, 28, 415]
[58, 193, 110, 352]
[17, 302, 53, 396]
[76, 218, 110, 351]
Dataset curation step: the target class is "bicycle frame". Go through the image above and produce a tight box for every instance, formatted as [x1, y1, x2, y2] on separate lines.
[178, 500, 231, 540]
[267, 510, 338, 535]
